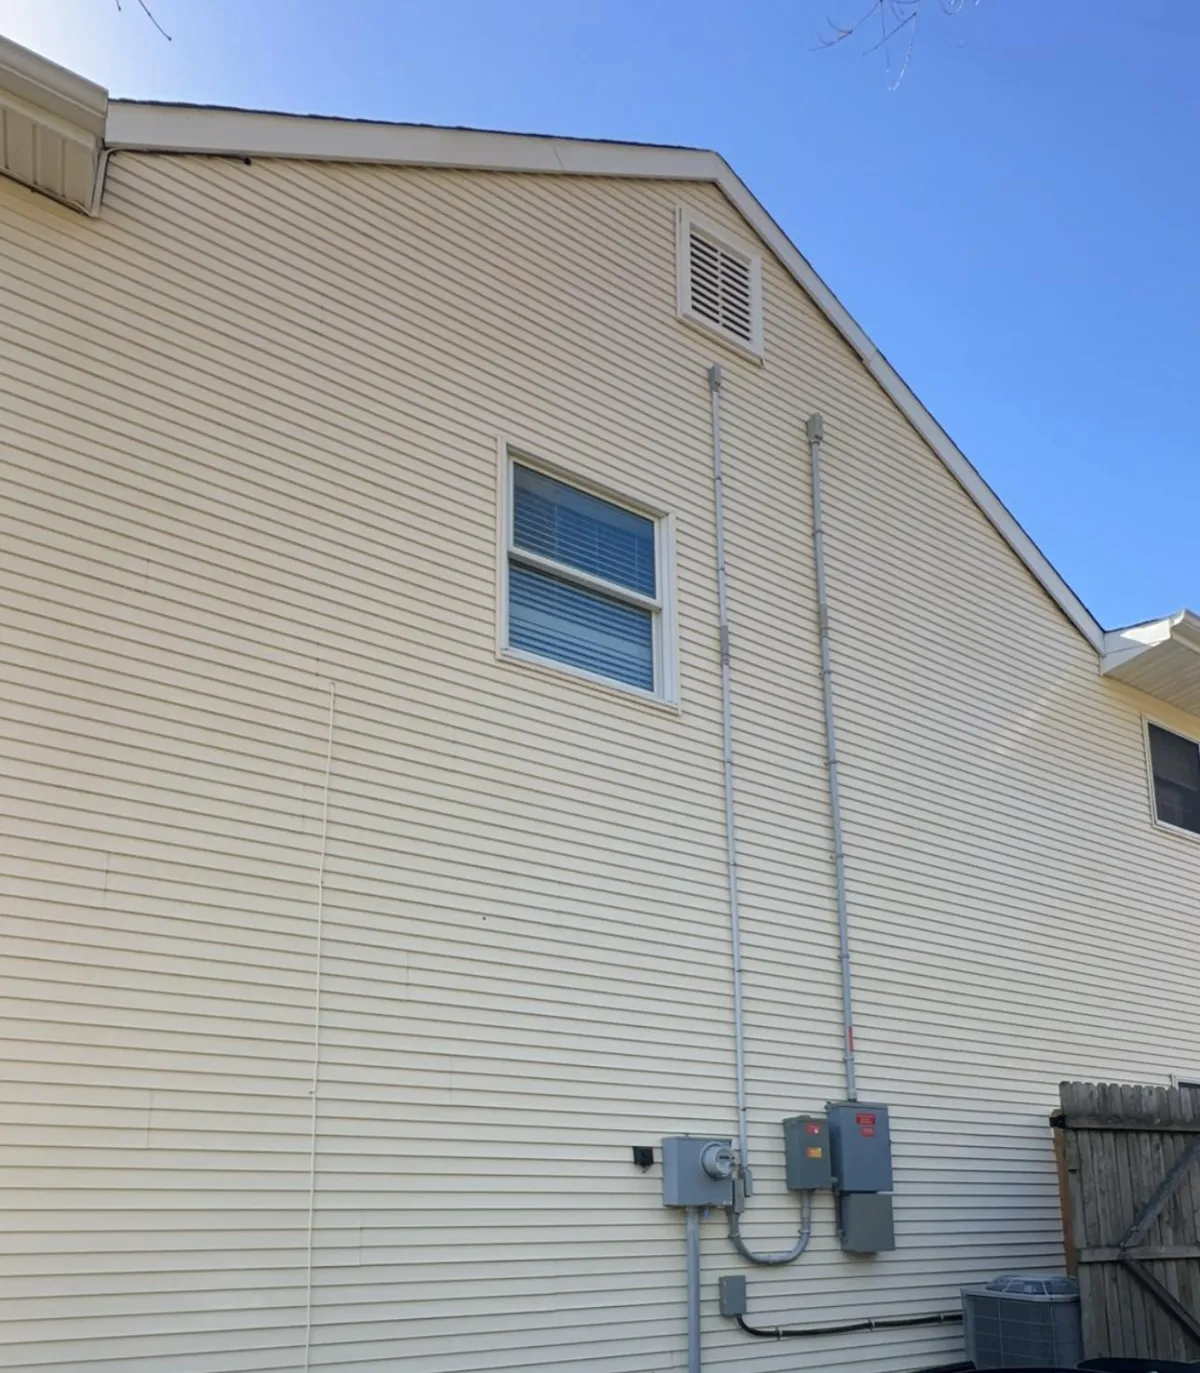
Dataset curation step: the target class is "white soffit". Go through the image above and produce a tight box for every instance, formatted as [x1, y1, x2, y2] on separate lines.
[0, 36, 106, 213]
[1102, 611, 1200, 715]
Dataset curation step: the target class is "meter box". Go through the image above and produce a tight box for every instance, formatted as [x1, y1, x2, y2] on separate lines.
[782, 1114, 833, 1190]
[827, 1102, 893, 1193]
[838, 1191, 895, 1253]
[660, 1136, 735, 1209]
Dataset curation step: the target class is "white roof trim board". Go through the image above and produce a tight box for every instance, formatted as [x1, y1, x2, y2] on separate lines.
[2, 37, 1195, 702]
[0, 36, 106, 213]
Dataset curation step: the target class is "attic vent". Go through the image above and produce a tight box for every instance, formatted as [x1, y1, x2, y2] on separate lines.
[677, 210, 763, 357]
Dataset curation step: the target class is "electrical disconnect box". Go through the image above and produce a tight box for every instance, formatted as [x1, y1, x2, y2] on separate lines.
[718, 1275, 748, 1318]
[782, 1114, 833, 1190]
[660, 1136, 735, 1209]
[838, 1192, 896, 1253]
[826, 1102, 893, 1193]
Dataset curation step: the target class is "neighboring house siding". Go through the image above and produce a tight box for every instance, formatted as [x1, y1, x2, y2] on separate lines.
[0, 152, 1198, 1373]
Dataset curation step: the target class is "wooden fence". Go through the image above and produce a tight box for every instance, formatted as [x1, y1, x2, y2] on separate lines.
[1055, 1081, 1200, 1362]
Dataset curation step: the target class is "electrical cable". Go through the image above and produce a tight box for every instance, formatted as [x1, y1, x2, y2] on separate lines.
[735, 1310, 962, 1340]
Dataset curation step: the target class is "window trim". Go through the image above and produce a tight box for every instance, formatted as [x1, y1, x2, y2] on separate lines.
[675, 207, 764, 361]
[496, 440, 679, 707]
[1142, 714, 1200, 843]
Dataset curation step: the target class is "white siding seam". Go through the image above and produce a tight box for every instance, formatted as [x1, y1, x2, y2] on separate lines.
[303, 684, 335, 1371]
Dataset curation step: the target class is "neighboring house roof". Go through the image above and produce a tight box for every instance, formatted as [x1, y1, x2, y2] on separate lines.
[3, 35, 1198, 711]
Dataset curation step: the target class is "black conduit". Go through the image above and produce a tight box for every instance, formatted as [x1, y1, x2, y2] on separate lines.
[735, 1310, 963, 1339]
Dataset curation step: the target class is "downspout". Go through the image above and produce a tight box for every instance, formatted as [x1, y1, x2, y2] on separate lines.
[708, 363, 810, 1265]
[805, 414, 858, 1102]
[87, 145, 111, 217]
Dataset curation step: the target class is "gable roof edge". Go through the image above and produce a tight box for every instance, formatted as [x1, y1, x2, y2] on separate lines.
[104, 103, 722, 179]
[712, 160, 1104, 652]
[104, 101, 1104, 651]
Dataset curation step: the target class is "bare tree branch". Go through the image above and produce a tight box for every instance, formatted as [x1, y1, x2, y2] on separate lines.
[816, 0, 978, 87]
[113, 0, 172, 41]
[815, 1, 887, 50]
[137, 0, 172, 41]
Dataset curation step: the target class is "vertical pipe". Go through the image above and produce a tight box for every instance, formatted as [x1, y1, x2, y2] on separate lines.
[711, 367, 810, 1265]
[87, 147, 111, 217]
[708, 364, 751, 1179]
[806, 414, 858, 1102]
[686, 1206, 702, 1373]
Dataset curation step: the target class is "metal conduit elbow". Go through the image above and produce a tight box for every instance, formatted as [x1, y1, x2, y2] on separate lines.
[727, 1194, 812, 1266]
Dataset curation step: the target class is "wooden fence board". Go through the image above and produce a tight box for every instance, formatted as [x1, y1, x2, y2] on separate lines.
[1058, 1081, 1200, 1361]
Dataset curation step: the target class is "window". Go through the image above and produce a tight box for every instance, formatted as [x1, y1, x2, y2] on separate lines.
[676, 209, 764, 357]
[1147, 722, 1200, 836]
[500, 453, 674, 701]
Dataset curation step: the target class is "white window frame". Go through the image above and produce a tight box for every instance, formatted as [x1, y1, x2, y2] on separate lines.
[1141, 714, 1200, 844]
[496, 440, 679, 707]
[676, 207, 765, 361]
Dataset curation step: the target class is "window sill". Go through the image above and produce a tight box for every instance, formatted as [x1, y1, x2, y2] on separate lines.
[497, 646, 681, 716]
[1152, 817, 1200, 847]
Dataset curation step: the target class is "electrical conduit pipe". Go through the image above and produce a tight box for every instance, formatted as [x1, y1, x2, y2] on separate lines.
[686, 1207, 701, 1373]
[805, 413, 858, 1103]
[707, 363, 810, 1265]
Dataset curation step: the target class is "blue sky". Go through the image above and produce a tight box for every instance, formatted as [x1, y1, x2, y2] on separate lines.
[4, 0, 1196, 628]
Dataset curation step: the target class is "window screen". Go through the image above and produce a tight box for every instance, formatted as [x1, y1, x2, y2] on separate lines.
[506, 462, 663, 696]
[1148, 723, 1200, 835]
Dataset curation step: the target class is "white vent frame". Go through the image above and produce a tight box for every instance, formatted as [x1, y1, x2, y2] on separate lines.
[676, 208, 764, 359]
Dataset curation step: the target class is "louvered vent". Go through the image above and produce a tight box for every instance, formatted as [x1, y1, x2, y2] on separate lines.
[678, 211, 763, 355]
[689, 230, 752, 340]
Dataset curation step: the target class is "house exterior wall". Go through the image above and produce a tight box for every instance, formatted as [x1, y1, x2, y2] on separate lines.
[1, 150, 1199, 1373]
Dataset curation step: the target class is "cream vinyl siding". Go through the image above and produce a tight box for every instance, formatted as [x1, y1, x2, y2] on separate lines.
[1, 151, 1199, 1373]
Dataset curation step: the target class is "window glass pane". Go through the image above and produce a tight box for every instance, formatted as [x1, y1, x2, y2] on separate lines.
[513, 464, 656, 597]
[1149, 724, 1200, 834]
[509, 563, 654, 691]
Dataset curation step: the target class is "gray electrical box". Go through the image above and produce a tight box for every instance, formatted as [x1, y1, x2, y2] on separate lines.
[660, 1136, 735, 1208]
[838, 1191, 895, 1253]
[827, 1102, 893, 1192]
[782, 1114, 833, 1190]
[718, 1275, 747, 1318]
